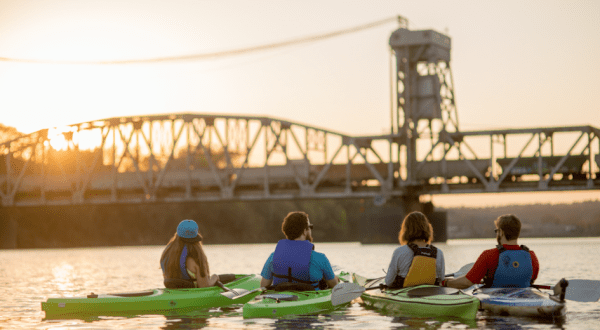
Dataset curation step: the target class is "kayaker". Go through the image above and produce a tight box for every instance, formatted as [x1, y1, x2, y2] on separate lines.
[160, 219, 219, 289]
[259, 211, 339, 290]
[385, 211, 446, 288]
[443, 214, 539, 289]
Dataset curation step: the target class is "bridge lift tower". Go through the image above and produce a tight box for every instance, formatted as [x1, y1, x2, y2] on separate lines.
[360, 25, 459, 243]
[389, 25, 458, 186]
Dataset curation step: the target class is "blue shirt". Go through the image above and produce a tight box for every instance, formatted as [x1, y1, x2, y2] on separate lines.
[261, 250, 336, 286]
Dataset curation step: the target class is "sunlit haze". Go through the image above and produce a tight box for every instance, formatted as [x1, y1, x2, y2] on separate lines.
[1, 0, 599, 206]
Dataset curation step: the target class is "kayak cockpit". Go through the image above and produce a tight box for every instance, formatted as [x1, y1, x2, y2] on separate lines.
[107, 291, 156, 298]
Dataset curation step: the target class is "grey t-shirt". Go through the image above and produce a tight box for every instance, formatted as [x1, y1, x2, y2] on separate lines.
[385, 244, 445, 286]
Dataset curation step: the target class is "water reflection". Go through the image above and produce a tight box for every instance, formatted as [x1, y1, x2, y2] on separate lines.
[478, 314, 566, 330]
[162, 315, 210, 329]
[360, 303, 478, 329]
[160, 307, 240, 329]
[51, 263, 75, 292]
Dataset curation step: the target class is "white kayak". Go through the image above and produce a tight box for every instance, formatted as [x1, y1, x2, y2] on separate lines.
[465, 285, 565, 318]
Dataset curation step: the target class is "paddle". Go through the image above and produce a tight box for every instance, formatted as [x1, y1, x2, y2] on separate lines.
[445, 263, 475, 278]
[533, 279, 600, 303]
[220, 286, 267, 300]
[216, 281, 267, 300]
[330, 282, 375, 306]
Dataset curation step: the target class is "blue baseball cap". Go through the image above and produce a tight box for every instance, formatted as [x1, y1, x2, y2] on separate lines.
[177, 220, 202, 243]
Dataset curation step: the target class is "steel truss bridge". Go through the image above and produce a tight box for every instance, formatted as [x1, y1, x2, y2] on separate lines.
[1, 113, 599, 207]
[1, 25, 600, 207]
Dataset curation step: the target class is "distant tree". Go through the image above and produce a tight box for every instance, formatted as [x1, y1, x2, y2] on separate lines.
[0, 123, 23, 144]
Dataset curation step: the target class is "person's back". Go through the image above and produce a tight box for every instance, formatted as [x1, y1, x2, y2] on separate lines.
[160, 220, 218, 288]
[385, 212, 445, 288]
[259, 211, 338, 290]
[443, 214, 539, 289]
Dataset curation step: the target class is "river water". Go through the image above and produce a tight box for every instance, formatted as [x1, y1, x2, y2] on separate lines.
[1, 238, 599, 329]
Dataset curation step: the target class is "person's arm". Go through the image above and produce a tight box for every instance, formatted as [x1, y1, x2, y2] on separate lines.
[436, 249, 446, 285]
[325, 276, 339, 288]
[318, 253, 339, 288]
[385, 249, 400, 286]
[187, 257, 214, 288]
[259, 253, 274, 288]
[530, 250, 540, 284]
[444, 250, 492, 289]
[444, 275, 474, 289]
[260, 277, 273, 288]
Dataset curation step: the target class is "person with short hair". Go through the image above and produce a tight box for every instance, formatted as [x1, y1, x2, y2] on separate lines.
[259, 211, 339, 290]
[160, 220, 219, 288]
[385, 211, 445, 288]
[443, 214, 539, 289]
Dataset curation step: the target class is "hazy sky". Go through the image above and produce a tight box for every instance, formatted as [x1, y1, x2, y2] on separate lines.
[0, 0, 599, 207]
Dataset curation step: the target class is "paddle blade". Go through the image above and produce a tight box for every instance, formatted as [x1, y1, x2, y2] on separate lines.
[221, 287, 265, 300]
[565, 280, 600, 302]
[330, 282, 365, 306]
[445, 262, 475, 278]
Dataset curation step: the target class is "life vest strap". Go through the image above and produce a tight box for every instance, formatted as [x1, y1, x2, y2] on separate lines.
[272, 267, 319, 285]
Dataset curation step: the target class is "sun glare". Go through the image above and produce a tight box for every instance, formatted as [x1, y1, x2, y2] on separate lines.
[47, 127, 73, 151]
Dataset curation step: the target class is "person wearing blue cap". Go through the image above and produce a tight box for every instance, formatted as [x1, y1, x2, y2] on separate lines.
[160, 220, 219, 288]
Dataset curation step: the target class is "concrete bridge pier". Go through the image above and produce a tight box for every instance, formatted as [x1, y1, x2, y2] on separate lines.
[0, 208, 19, 249]
[358, 196, 447, 244]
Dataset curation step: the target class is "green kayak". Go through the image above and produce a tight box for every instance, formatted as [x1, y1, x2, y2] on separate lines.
[42, 274, 262, 318]
[353, 273, 480, 319]
[242, 272, 352, 318]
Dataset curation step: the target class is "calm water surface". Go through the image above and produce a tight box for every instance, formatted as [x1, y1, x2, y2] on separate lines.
[1, 238, 599, 329]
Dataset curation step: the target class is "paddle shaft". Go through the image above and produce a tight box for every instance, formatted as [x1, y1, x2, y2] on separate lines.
[216, 281, 231, 292]
[365, 283, 388, 291]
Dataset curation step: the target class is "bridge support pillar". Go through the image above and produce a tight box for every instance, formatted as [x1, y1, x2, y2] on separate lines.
[358, 197, 447, 244]
[0, 208, 19, 249]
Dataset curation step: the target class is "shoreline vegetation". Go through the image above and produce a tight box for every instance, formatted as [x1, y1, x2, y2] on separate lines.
[443, 200, 600, 239]
[1, 199, 598, 250]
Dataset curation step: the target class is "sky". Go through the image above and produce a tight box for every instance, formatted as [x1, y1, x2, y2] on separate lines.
[0, 0, 599, 207]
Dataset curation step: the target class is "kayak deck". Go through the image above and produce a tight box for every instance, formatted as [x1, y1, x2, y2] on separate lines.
[465, 285, 566, 318]
[353, 273, 480, 319]
[42, 274, 262, 318]
[243, 271, 352, 318]
[243, 289, 342, 318]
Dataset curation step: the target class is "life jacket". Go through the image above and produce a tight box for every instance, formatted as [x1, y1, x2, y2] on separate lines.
[391, 243, 438, 288]
[485, 245, 533, 288]
[271, 239, 319, 289]
[161, 245, 195, 288]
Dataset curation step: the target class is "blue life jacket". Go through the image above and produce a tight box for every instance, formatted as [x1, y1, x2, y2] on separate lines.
[271, 239, 319, 288]
[489, 245, 533, 288]
[161, 245, 193, 282]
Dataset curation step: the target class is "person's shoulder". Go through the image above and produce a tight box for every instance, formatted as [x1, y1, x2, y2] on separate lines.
[311, 250, 327, 259]
[479, 247, 500, 257]
[395, 244, 411, 252]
